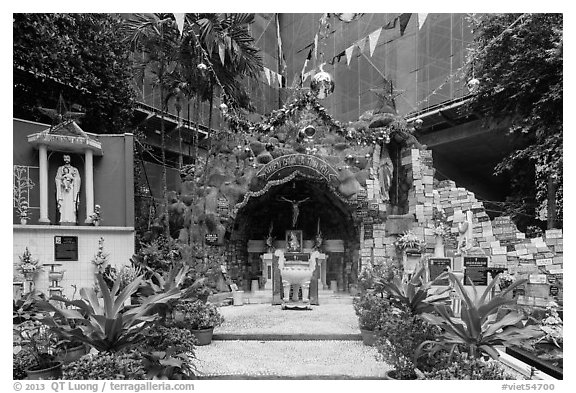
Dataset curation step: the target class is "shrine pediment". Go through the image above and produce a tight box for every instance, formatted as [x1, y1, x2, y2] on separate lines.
[27, 120, 103, 155]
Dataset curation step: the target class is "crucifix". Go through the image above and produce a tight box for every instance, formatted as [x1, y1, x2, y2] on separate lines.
[279, 196, 310, 228]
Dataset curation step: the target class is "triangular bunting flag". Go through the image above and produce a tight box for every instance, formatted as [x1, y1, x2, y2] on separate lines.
[345, 45, 355, 66]
[418, 13, 428, 30]
[173, 13, 186, 35]
[278, 74, 283, 87]
[218, 42, 226, 65]
[399, 13, 412, 36]
[368, 28, 382, 56]
[357, 36, 367, 53]
[264, 68, 271, 85]
[270, 71, 276, 86]
[314, 34, 319, 60]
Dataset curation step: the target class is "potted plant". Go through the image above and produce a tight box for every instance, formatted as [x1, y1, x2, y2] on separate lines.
[14, 320, 62, 380]
[18, 247, 42, 281]
[353, 293, 390, 346]
[88, 204, 101, 226]
[394, 231, 425, 275]
[55, 339, 88, 365]
[173, 300, 224, 345]
[376, 305, 441, 379]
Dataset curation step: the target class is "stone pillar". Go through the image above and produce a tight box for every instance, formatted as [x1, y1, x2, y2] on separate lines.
[38, 145, 50, 224]
[84, 149, 94, 223]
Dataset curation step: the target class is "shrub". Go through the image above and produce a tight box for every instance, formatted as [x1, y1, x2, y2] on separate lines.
[376, 307, 441, 379]
[63, 350, 146, 380]
[173, 300, 224, 330]
[353, 293, 390, 331]
[146, 324, 197, 353]
[13, 347, 36, 380]
[422, 352, 516, 380]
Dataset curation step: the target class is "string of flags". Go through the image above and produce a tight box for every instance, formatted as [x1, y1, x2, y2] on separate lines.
[296, 13, 429, 85]
[262, 66, 285, 88]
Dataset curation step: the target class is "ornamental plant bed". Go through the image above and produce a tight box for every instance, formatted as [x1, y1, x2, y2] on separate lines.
[505, 345, 563, 379]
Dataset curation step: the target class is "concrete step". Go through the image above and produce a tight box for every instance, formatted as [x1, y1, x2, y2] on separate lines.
[213, 333, 362, 341]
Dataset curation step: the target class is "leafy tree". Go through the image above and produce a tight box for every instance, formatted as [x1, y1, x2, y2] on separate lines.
[468, 13, 562, 229]
[13, 13, 136, 133]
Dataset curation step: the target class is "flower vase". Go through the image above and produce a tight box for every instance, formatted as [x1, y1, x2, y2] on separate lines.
[434, 235, 445, 257]
[94, 220, 100, 227]
[20, 218, 28, 225]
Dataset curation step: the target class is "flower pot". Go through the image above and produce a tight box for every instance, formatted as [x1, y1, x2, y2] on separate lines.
[191, 327, 214, 346]
[360, 328, 378, 346]
[383, 369, 418, 380]
[25, 362, 62, 380]
[20, 218, 28, 225]
[56, 344, 87, 364]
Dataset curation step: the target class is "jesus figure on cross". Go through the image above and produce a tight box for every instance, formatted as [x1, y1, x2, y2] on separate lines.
[279, 196, 310, 228]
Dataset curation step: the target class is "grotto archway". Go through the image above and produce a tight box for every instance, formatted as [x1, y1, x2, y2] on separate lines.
[227, 165, 359, 294]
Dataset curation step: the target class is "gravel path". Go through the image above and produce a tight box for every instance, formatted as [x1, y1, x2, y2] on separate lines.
[215, 303, 360, 335]
[194, 340, 390, 378]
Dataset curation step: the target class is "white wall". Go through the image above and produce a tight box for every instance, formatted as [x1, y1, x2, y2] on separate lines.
[13, 225, 135, 299]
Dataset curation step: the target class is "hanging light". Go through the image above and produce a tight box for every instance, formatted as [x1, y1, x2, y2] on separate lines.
[219, 103, 228, 114]
[333, 13, 363, 22]
[197, 63, 207, 71]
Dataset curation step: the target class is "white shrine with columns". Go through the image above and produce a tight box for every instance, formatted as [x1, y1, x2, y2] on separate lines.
[27, 120, 102, 224]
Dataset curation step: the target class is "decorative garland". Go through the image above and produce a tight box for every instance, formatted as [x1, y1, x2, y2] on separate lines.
[224, 91, 344, 134]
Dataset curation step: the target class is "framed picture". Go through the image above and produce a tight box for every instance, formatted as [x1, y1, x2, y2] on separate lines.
[285, 230, 303, 253]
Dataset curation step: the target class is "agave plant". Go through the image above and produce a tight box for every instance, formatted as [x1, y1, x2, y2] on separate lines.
[38, 273, 180, 352]
[378, 266, 451, 315]
[417, 272, 543, 360]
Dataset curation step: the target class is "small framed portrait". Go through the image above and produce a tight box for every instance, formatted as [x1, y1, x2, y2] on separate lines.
[285, 230, 303, 253]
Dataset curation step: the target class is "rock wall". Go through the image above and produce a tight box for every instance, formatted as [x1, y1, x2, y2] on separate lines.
[360, 147, 563, 307]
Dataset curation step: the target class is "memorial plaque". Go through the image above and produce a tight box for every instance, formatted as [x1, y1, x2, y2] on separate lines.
[428, 258, 451, 285]
[463, 256, 488, 286]
[205, 233, 219, 245]
[54, 236, 78, 261]
[549, 286, 559, 296]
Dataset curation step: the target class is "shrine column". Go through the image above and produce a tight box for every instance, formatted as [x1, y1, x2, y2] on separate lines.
[38, 144, 50, 224]
[83, 149, 94, 223]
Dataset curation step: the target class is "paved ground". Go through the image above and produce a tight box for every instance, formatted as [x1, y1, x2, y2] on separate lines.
[214, 301, 359, 336]
[194, 340, 389, 379]
[194, 292, 392, 379]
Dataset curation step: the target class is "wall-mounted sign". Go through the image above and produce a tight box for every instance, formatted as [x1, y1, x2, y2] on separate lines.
[549, 285, 559, 296]
[205, 233, 219, 245]
[54, 236, 78, 261]
[529, 274, 547, 284]
[463, 256, 488, 286]
[428, 258, 452, 285]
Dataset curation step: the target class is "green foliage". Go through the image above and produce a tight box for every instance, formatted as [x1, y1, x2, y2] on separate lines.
[357, 262, 399, 294]
[469, 13, 563, 227]
[13, 13, 136, 133]
[375, 307, 441, 379]
[173, 300, 224, 330]
[62, 350, 147, 380]
[418, 272, 542, 360]
[13, 347, 36, 380]
[353, 293, 391, 331]
[132, 236, 183, 275]
[39, 273, 180, 352]
[422, 352, 515, 380]
[146, 324, 197, 353]
[378, 266, 450, 315]
[13, 320, 58, 371]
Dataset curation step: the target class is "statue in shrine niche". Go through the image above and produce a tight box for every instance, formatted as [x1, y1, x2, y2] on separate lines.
[55, 154, 81, 224]
[379, 153, 394, 203]
[279, 196, 310, 228]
